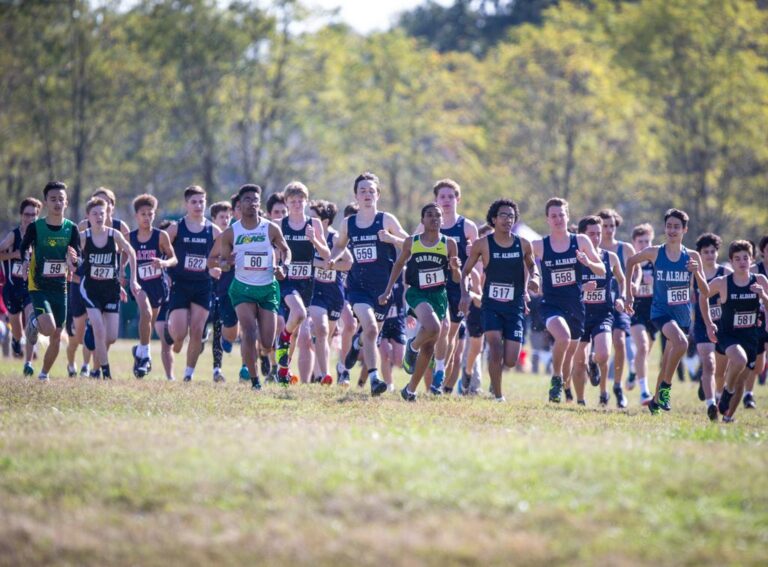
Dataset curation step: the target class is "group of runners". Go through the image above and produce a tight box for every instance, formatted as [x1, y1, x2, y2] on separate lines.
[2, 175, 767, 423]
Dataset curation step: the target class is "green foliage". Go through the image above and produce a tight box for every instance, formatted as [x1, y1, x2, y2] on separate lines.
[0, 0, 765, 242]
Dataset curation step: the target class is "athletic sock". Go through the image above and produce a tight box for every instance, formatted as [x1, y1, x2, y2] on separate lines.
[706, 398, 715, 407]
[101, 365, 111, 378]
[638, 377, 649, 394]
[434, 359, 445, 372]
[184, 366, 195, 379]
[368, 368, 379, 381]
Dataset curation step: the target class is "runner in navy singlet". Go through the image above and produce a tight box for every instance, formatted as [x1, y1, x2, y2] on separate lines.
[274, 182, 331, 385]
[692, 233, 729, 421]
[625, 209, 708, 415]
[746, 235, 768, 408]
[129, 194, 177, 378]
[627, 223, 656, 405]
[327, 172, 409, 397]
[165, 185, 221, 382]
[460, 199, 537, 402]
[532, 197, 606, 404]
[702, 241, 768, 422]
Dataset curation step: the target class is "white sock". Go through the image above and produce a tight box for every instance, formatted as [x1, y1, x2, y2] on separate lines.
[706, 398, 715, 407]
[638, 377, 649, 394]
[184, 366, 195, 378]
[435, 359, 445, 372]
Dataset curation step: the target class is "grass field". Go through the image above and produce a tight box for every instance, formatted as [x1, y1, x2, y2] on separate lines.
[1, 339, 767, 566]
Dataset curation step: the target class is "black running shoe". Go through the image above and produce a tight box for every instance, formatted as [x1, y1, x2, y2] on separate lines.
[658, 384, 672, 411]
[260, 356, 271, 377]
[344, 330, 362, 370]
[743, 393, 756, 409]
[707, 403, 718, 422]
[251, 377, 262, 391]
[718, 390, 733, 416]
[626, 371, 637, 391]
[588, 358, 601, 387]
[648, 398, 661, 415]
[697, 381, 705, 401]
[370, 376, 388, 397]
[577, 400, 586, 406]
[183, 374, 192, 383]
[400, 386, 416, 402]
[564, 387, 574, 402]
[599, 391, 609, 406]
[11, 338, 22, 358]
[548, 376, 563, 403]
[613, 383, 628, 408]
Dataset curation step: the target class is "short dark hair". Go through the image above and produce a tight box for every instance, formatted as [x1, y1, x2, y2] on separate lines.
[158, 219, 173, 230]
[664, 208, 689, 228]
[230, 193, 240, 208]
[266, 192, 285, 214]
[132, 194, 157, 213]
[184, 185, 206, 200]
[421, 202, 440, 219]
[353, 171, 380, 194]
[597, 208, 623, 227]
[695, 232, 722, 252]
[486, 199, 519, 227]
[86, 197, 108, 214]
[20, 198, 42, 215]
[210, 201, 232, 219]
[43, 181, 67, 199]
[343, 202, 359, 218]
[757, 235, 768, 255]
[578, 215, 602, 234]
[545, 197, 568, 216]
[309, 200, 339, 225]
[728, 240, 754, 260]
[93, 187, 116, 206]
[238, 184, 262, 200]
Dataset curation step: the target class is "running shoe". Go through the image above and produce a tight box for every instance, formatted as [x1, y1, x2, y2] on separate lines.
[11, 338, 22, 358]
[260, 356, 271, 377]
[548, 375, 563, 403]
[403, 338, 417, 375]
[370, 376, 388, 397]
[588, 358, 600, 387]
[599, 391, 610, 406]
[239, 365, 250, 381]
[321, 374, 333, 386]
[430, 369, 445, 395]
[640, 390, 653, 406]
[564, 387, 574, 402]
[743, 393, 757, 409]
[626, 371, 636, 391]
[613, 383, 628, 408]
[707, 403, 718, 422]
[658, 384, 672, 411]
[697, 381, 705, 401]
[67, 364, 77, 378]
[344, 330, 362, 370]
[23, 362, 34, 377]
[400, 386, 416, 402]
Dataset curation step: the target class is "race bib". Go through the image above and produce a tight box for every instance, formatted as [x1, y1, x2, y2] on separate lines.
[10, 261, 24, 278]
[315, 267, 337, 283]
[418, 268, 445, 289]
[90, 265, 115, 281]
[709, 305, 722, 322]
[184, 254, 206, 272]
[637, 284, 652, 297]
[287, 262, 311, 280]
[488, 283, 514, 302]
[551, 269, 576, 287]
[734, 312, 757, 329]
[353, 244, 377, 263]
[244, 252, 268, 271]
[667, 287, 690, 306]
[138, 263, 162, 281]
[42, 259, 66, 278]
[584, 288, 606, 304]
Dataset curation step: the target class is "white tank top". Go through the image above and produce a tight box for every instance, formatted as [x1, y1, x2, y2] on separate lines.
[232, 219, 274, 286]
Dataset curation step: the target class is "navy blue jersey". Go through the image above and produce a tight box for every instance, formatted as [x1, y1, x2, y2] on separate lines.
[651, 244, 692, 326]
[346, 212, 396, 293]
[171, 218, 214, 282]
[282, 216, 315, 281]
[3, 227, 25, 288]
[482, 235, 525, 308]
[540, 234, 583, 308]
[582, 249, 613, 318]
[81, 228, 120, 297]
[719, 274, 760, 335]
[694, 265, 725, 329]
[130, 228, 169, 300]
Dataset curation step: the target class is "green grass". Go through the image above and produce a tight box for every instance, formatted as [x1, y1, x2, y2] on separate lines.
[1, 339, 767, 566]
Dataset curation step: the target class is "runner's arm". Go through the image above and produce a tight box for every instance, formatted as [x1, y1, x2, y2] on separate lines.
[380, 237, 413, 302]
[158, 230, 178, 268]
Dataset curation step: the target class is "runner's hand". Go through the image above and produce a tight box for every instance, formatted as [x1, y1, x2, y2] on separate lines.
[377, 229, 393, 244]
[706, 323, 718, 343]
[459, 293, 470, 316]
[614, 298, 625, 313]
[120, 287, 128, 303]
[378, 289, 391, 306]
[583, 280, 597, 292]
[576, 250, 590, 266]
[130, 279, 142, 298]
[305, 223, 315, 242]
[686, 258, 699, 273]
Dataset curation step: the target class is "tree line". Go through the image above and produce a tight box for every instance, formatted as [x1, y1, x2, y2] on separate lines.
[1, 0, 766, 245]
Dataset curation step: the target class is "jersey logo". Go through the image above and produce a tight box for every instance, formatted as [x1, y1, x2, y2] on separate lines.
[235, 234, 265, 245]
